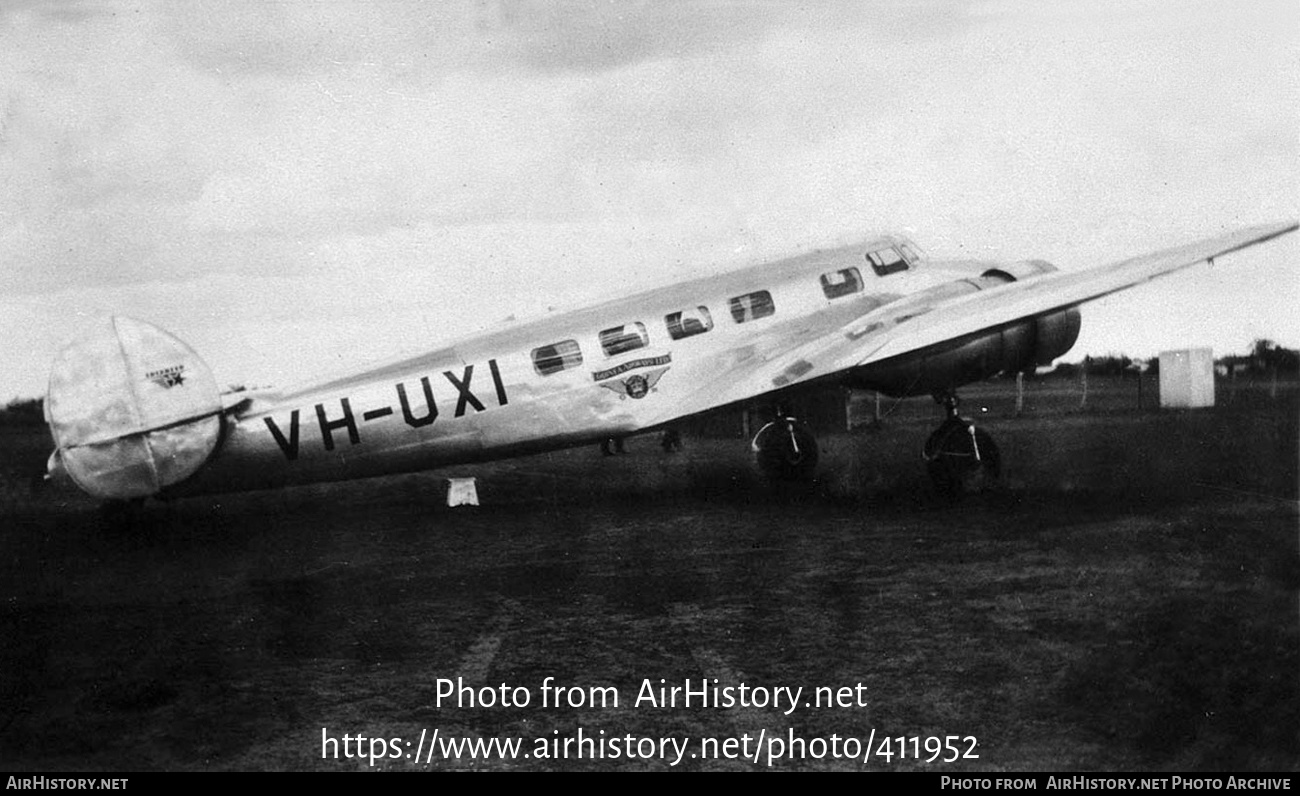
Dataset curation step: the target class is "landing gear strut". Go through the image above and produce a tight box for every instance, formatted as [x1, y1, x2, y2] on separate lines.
[751, 414, 819, 482]
[923, 393, 1000, 497]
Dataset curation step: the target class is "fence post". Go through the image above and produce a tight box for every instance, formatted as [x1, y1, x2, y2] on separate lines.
[1015, 371, 1024, 415]
[1080, 358, 1089, 410]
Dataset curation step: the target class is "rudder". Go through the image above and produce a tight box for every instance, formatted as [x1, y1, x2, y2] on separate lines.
[46, 316, 223, 499]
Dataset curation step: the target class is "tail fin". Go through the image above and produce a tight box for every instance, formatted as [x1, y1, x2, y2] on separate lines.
[46, 316, 223, 499]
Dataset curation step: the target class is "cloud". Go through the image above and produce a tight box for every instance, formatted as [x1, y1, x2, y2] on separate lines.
[0, 2, 988, 299]
[1, 0, 1295, 399]
[158, 1, 904, 79]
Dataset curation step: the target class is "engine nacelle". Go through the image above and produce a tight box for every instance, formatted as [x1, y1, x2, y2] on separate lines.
[848, 261, 1081, 396]
[1032, 305, 1083, 365]
[979, 259, 1059, 283]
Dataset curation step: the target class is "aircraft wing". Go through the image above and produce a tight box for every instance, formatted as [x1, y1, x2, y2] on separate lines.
[645, 221, 1297, 424]
[855, 221, 1297, 366]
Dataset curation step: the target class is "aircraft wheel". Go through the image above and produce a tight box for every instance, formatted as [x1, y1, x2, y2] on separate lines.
[923, 420, 1001, 497]
[752, 418, 819, 482]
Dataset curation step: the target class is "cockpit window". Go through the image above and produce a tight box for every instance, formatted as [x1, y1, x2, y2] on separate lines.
[599, 322, 650, 356]
[665, 306, 713, 340]
[532, 340, 583, 376]
[729, 290, 775, 323]
[820, 267, 863, 299]
[866, 247, 909, 277]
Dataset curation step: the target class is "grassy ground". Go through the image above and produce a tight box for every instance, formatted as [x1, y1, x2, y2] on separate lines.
[0, 379, 1295, 770]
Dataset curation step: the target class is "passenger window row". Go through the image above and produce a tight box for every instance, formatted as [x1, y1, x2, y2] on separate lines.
[531, 246, 912, 375]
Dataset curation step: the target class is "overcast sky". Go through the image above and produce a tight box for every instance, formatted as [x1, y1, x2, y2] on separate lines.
[2, 0, 1296, 400]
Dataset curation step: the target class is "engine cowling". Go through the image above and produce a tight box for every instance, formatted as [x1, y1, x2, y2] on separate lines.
[978, 258, 1059, 283]
[849, 261, 1081, 396]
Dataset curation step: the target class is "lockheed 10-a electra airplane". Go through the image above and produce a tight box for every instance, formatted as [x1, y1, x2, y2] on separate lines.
[44, 221, 1297, 505]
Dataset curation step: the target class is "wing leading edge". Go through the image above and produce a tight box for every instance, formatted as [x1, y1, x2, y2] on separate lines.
[855, 221, 1298, 367]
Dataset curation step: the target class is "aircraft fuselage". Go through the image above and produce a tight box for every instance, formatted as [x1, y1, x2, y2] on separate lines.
[172, 235, 1042, 496]
[43, 221, 1297, 502]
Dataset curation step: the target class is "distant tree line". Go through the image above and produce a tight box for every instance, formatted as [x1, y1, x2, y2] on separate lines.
[1049, 355, 1140, 379]
[0, 397, 44, 427]
[1240, 339, 1299, 373]
[1047, 339, 1298, 379]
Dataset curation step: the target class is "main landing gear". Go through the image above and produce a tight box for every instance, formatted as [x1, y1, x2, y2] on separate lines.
[749, 394, 1001, 495]
[923, 393, 1001, 497]
[751, 414, 819, 483]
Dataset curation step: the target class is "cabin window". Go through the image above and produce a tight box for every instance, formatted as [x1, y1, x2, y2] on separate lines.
[820, 267, 863, 299]
[532, 340, 583, 375]
[728, 290, 775, 323]
[599, 322, 650, 357]
[866, 247, 909, 277]
[665, 306, 714, 340]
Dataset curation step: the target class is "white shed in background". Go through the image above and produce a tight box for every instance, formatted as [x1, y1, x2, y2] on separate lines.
[1159, 348, 1216, 408]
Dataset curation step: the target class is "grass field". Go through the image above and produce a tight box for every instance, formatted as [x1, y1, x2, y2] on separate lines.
[0, 377, 1295, 770]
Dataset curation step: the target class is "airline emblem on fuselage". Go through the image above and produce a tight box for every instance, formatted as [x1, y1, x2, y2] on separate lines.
[592, 354, 671, 400]
[598, 366, 669, 400]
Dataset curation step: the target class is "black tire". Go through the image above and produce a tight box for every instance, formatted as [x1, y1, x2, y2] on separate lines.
[752, 419, 819, 482]
[924, 420, 1001, 497]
